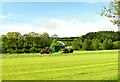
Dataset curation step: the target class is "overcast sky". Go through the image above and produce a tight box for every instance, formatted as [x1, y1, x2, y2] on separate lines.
[0, 1, 118, 37]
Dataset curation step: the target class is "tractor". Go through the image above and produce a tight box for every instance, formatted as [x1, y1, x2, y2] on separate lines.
[63, 46, 74, 53]
[40, 47, 51, 54]
[40, 41, 74, 54]
[55, 41, 74, 53]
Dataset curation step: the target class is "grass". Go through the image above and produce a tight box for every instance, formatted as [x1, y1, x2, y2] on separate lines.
[1, 50, 118, 80]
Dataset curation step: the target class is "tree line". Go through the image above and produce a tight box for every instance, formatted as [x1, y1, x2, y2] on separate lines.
[0, 32, 53, 53]
[0, 31, 120, 53]
[72, 31, 120, 50]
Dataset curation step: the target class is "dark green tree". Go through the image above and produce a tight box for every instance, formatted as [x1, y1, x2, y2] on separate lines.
[102, 39, 108, 50]
[107, 39, 113, 49]
[113, 41, 120, 49]
[72, 38, 82, 50]
[91, 38, 100, 50]
[72, 38, 80, 50]
[82, 39, 91, 50]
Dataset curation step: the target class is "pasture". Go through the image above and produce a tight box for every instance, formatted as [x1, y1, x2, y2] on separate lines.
[1, 50, 118, 80]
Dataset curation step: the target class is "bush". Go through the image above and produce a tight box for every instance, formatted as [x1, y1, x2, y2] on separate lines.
[113, 41, 120, 49]
[29, 47, 35, 53]
[7, 49, 13, 53]
[9, 49, 19, 53]
[35, 48, 42, 53]
[18, 49, 23, 53]
[1, 48, 7, 53]
[22, 48, 29, 53]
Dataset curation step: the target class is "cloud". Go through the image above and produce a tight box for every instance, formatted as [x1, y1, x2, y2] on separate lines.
[34, 20, 58, 30]
[8, 13, 13, 17]
[7, 13, 17, 19]
[48, 18, 117, 37]
[0, 15, 7, 19]
[0, 13, 17, 20]
[0, 18, 118, 37]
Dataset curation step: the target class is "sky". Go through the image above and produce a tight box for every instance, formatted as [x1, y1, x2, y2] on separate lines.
[0, 0, 118, 37]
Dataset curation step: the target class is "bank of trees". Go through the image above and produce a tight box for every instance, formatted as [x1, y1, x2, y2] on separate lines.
[0, 31, 120, 53]
[72, 31, 120, 50]
[0, 32, 53, 53]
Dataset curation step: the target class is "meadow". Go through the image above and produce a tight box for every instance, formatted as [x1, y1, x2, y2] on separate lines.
[1, 50, 118, 80]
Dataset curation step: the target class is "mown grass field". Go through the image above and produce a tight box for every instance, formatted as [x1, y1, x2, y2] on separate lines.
[1, 50, 118, 80]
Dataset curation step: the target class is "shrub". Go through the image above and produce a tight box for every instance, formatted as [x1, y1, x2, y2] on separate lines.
[113, 41, 120, 49]
[35, 48, 42, 53]
[1, 48, 6, 53]
[29, 47, 35, 53]
[22, 48, 29, 53]
[7, 49, 13, 53]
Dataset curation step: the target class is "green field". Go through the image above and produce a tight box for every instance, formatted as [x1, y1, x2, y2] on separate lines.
[1, 50, 118, 80]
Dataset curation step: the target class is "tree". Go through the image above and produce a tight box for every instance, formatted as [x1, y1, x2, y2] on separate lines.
[113, 41, 120, 49]
[51, 34, 59, 38]
[82, 39, 91, 50]
[1, 35, 8, 53]
[102, 39, 108, 50]
[6, 32, 22, 53]
[28, 32, 41, 48]
[107, 39, 113, 49]
[102, 39, 113, 50]
[72, 38, 82, 50]
[72, 38, 80, 50]
[99, 42, 104, 50]
[41, 32, 50, 47]
[23, 34, 31, 50]
[99, 0, 120, 26]
[91, 38, 100, 50]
